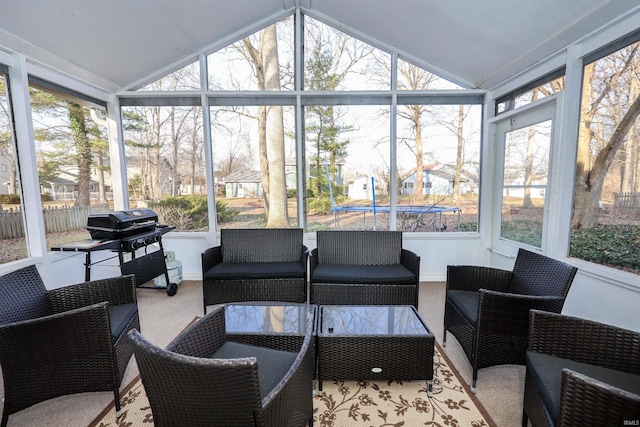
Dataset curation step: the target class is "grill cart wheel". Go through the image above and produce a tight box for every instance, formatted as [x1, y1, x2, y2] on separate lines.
[166, 283, 178, 296]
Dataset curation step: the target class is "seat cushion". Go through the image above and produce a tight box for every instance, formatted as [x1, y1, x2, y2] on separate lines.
[446, 290, 479, 325]
[212, 341, 298, 399]
[109, 303, 138, 342]
[311, 264, 416, 284]
[526, 351, 640, 423]
[204, 262, 304, 280]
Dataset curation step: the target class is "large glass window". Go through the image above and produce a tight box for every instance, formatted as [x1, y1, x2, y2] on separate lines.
[121, 104, 206, 231]
[570, 38, 640, 274]
[29, 84, 112, 250]
[0, 70, 28, 264]
[306, 105, 390, 231]
[120, 12, 483, 232]
[210, 105, 297, 229]
[500, 119, 551, 247]
[304, 16, 390, 91]
[207, 19, 294, 91]
[397, 103, 481, 232]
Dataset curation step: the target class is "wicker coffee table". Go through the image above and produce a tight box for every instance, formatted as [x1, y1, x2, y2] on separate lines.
[317, 305, 435, 396]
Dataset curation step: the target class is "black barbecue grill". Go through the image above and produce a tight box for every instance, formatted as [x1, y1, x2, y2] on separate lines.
[53, 209, 178, 296]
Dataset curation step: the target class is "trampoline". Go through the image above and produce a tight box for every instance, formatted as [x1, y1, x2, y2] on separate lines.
[331, 205, 461, 231]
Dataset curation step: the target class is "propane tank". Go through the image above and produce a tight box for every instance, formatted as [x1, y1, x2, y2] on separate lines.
[154, 251, 183, 288]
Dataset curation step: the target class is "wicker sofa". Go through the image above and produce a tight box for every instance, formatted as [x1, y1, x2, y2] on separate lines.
[202, 228, 308, 313]
[523, 310, 640, 426]
[309, 230, 420, 306]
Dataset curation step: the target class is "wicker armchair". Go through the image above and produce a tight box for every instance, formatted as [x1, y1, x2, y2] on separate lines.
[129, 304, 315, 427]
[443, 248, 577, 392]
[0, 265, 139, 427]
[523, 310, 640, 426]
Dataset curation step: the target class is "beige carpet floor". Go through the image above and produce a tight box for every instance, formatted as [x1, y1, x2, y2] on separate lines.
[1, 280, 525, 426]
[91, 341, 495, 427]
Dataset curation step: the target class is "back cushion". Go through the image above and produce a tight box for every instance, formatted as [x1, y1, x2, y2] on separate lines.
[317, 230, 402, 265]
[221, 228, 303, 263]
[0, 265, 52, 324]
[510, 249, 577, 296]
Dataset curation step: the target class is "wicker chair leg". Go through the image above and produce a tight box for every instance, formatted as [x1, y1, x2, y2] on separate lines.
[521, 409, 528, 427]
[471, 369, 478, 393]
[443, 329, 447, 346]
[1, 410, 8, 427]
[428, 380, 434, 397]
[114, 389, 122, 417]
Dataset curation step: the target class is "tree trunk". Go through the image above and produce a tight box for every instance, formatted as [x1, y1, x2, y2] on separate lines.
[412, 105, 424, 198]
[453, 105, 464, 203]
[261, 25, 289, 228]
[573, 63, 640, 228]
[572, 63, 596, 229]
[68, 102, 92, 207]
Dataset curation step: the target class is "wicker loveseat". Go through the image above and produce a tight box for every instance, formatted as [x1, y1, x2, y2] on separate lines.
[309, 230, 420, 306]
[202, 228, 308, 313]
[523, 310, 640, 426]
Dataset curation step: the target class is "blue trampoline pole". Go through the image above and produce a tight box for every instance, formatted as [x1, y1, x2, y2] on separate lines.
[372, 176, 376, 231]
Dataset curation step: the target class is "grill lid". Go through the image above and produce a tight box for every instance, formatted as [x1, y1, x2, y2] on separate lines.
[86, 209, 159, 240]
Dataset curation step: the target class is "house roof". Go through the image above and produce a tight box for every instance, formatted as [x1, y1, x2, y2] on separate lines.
[224, 171, 262, 183]
[1, 1, 637, 93]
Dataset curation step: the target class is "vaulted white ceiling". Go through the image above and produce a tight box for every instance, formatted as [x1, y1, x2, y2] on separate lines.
[0, 0, 637, 93]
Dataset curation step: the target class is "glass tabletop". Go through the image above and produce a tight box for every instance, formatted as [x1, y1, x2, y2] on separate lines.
[319, 305, 430, 336]
[225, 303, 315, 335]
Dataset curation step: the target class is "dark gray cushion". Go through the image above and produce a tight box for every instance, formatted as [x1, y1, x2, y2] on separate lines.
[526, 351, 640, 423]
[204, 262, 304, 280]
[446, 290, 479, 325]
[212, 341, 298, 398]
[108, 303, 137, 342]
[311, 264, 415, 284]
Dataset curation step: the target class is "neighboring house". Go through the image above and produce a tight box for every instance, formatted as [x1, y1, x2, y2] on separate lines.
[503, 175, 546, 200]
[224, 171, 263, 198]
[347, 174, 388, 200]
[40, 170, 110, 201]
[0, 154, 13, 195]
[401, 165, 477, 196]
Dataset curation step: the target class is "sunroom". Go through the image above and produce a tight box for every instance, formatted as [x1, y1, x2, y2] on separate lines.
[1, 0, 639, 425]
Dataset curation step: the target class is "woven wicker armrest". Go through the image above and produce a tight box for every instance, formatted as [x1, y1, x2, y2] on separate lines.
[47, 275, 137, 312]
[167, 306, 228, 358]
[299, 245, 309, 265]
[528, 310, 640, 375]
[261, 320, 315, 418]
[202, 246, 223, 272]
[446, 265, 513, 292]
[477, 289, 565, 336]
[0, 302, 112, 372]
[309, 247, 319, 274]
[558, 368, 640, 426]
[401, 249, 420, 276]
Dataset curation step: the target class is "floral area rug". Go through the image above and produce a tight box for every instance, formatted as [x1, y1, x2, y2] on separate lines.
[91, 342, 495, 427]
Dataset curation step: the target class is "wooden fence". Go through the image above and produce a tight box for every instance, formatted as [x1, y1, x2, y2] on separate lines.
[614, 192, 640, 208]
[0, 204, 109, 240]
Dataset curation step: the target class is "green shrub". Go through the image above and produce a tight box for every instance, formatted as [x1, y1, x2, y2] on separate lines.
[148, 195, 238, 231]
[570, 224, 640, 273]
[500, 219, 542, 248]
[0, 194, 21, 204]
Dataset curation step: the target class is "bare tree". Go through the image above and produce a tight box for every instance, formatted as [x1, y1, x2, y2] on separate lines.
[573, 44, 640, 228]
[241, 25, 289, 227]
